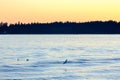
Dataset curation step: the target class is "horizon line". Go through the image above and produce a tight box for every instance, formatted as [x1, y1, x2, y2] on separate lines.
[0, 20, 119, 25]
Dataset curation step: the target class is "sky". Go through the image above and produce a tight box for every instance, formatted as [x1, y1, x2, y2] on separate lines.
[0, 0, 120, 23]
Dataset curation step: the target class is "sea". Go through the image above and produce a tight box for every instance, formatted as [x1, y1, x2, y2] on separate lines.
[0, 35, 120, 80]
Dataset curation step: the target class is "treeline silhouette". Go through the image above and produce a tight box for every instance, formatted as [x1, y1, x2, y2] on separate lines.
[0, 20, 120, 34]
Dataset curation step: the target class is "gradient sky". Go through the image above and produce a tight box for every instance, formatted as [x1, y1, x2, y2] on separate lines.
[0, 0, 120, 23]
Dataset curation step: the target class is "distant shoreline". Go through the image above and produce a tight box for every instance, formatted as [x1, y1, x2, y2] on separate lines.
[1, 20, 120, 34]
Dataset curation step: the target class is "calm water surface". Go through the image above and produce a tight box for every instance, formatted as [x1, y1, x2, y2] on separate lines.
[0, 35, 120, 80]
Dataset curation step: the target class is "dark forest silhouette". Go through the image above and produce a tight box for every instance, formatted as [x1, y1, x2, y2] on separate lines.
[0, 20, 120, 34]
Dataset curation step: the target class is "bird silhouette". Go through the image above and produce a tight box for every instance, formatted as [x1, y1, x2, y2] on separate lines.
[63, 59, 68, 64]
[26, 59, 29, 61]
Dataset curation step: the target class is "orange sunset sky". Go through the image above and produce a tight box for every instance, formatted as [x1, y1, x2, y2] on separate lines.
[0, 0, 120, 23]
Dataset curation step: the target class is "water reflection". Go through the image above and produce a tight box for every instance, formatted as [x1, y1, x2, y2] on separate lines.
[0, 35, 120, 80]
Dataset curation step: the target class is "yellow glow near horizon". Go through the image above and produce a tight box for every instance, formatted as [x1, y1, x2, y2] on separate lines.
[0, 0, 120, 23]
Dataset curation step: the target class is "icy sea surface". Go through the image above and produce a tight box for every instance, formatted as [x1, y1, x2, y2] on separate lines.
[0, 35, 120, 80]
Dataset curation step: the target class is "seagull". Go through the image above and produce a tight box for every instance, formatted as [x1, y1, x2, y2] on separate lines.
[63, 59, 68, 64]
